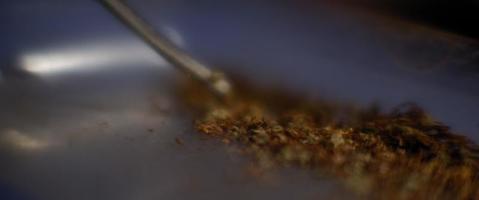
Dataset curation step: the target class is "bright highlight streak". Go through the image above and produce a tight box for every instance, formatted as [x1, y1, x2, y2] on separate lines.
[20, 39, 169, 76]
[2, 129, 50, 151]
[22, 50, 114, 75]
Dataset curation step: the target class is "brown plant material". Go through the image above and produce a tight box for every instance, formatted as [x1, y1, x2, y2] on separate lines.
[178, 77, 479, 200]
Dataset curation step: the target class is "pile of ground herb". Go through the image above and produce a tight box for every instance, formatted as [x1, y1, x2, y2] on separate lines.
[178, 77, 479, 200]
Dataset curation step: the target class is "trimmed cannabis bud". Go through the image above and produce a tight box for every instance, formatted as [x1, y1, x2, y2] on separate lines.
[179, 77, 479, 200]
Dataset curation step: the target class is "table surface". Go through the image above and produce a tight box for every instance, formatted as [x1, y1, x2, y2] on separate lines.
[1, 1, 478, 199]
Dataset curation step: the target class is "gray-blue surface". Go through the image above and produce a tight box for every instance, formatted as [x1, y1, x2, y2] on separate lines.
[1, 1, 478, 199]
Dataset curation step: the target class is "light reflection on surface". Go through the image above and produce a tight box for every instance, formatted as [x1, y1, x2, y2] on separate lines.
[1, 129, 51, 151]
[20, 39, 169, 76]
[162, 26, 186, 48]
